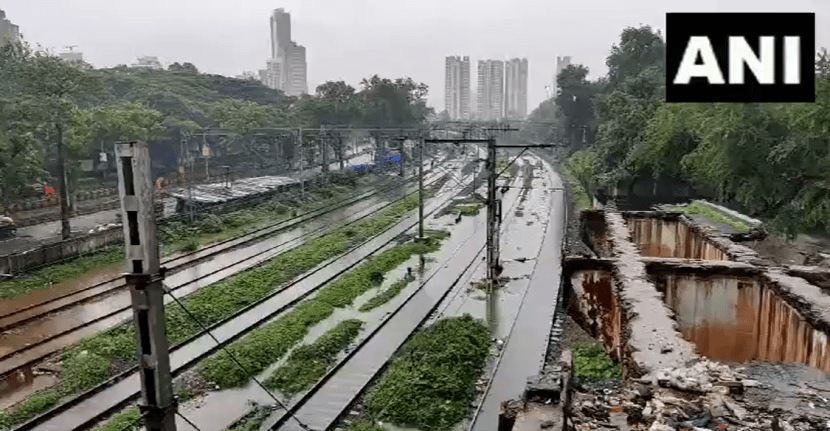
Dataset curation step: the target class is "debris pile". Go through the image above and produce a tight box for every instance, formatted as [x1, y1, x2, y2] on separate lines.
[568, 360, 830, 431]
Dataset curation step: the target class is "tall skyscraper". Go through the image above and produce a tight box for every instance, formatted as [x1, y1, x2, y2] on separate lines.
[505, 58, 528, 120]
[0, 9, 20, 47]
[444, 56, 471, 120]
[265, 9, 307, 97]
[477, 60, 505, 121]
[552, 56, 572, 97]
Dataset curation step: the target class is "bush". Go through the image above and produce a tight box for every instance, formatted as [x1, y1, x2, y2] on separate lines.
[572, 342, 621, 380]
[362, 315, 491, 431]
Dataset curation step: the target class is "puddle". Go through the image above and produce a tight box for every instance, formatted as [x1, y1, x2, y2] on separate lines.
[624, 214, 728, 260]
[653, 273, 830, 372]
[0, 365, 57, 410]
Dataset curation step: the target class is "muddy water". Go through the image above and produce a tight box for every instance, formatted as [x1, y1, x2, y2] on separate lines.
[625, 216, 727, 260]
[655, 273, 830, 372]
[581, 211, 614, 258]
[0, 193, 398, 375]
[0, 366, 57, 410]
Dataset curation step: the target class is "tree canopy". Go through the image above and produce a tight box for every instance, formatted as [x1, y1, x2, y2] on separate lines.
[0, 41, 432, 213]
[525, 25, 830, 237]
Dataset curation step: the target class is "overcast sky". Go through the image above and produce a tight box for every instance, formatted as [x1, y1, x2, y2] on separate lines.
[4, 0, 828, 110]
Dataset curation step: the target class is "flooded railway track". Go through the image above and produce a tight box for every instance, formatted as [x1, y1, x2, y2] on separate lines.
[268, 161, 541, 431]
[12, 163, 472, 431]
[0, 173, 430, 333]
[0, 171, 448, 381]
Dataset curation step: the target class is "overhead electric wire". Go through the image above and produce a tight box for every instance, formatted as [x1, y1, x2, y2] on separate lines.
[161, 282, 313, 431]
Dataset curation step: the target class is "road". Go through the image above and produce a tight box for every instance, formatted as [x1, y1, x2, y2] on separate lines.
[0, 152, 379, 256]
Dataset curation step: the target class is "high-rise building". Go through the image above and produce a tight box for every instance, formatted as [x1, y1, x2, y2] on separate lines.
[477, 60, 504, 121]
[0, 9, 20, 48]
[552, 56, 572, 97]
[264, 9, 307, 97]
[59, 50, 84, 64]
[505, 58, 528, 120]
[444, 56, 471, 120]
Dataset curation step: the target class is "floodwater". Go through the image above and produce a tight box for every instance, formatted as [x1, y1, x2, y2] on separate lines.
[25, 162, 465, 431]
[468, 157, 566, 431]
[174, 224, 449, 431]
[0, 190, 405, 381]
[654, 273, 830, 372]
[625, 215, 728, 260]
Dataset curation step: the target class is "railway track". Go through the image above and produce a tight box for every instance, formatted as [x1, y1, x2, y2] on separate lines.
[0, 169, 447, 381]
[266, 159, 535, 431]
[13, 160, 475, 431]
[0, 171, 428, 332]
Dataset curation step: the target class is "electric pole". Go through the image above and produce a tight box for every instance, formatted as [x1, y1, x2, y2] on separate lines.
[115, 141, 177, 431]
[55, 124, 71, 240]
[485, 137, 500, 291]
[418, 138, 424, 241]
[298, 128, 305, 198]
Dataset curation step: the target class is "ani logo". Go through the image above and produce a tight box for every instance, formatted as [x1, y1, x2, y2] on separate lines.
[665, 12, 815, 103]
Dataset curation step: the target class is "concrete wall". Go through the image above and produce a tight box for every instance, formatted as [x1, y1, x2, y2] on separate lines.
[625, 215, 728, 260]
[0, 228, 123, 275]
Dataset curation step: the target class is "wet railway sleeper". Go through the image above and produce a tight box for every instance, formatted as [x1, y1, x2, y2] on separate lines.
[0, 164, 443, 332]
[266, 166, 529, 431]
[10, 163, 469, 431]
[0, 174, 449, 389]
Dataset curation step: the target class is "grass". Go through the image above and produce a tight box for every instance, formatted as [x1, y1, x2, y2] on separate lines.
[196, 230, 447, 389]
[359, 277, 412, 312]
[0, 193, 422, 430]
[563, 165, 593, 211]
[667, 201, 751, 232]
[90, 407, 141, 431]
[361, 315, 492, 431]
[344, 421, 386, 431]
[227, 405, 273, 431]
[0, 176, 368, 300]
[572, 342, 621, 380]
[264, 319, 364, 396]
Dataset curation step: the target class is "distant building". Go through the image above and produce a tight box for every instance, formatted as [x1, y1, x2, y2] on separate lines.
[260, 58, 283, 90]
[444, 56, 471, 120]
[236, 71, 258, 81]
[552, 56, 571, 97]
[263, 8, 307, 96]
[132, 56, 163, 70]
[59, 50, 84, 64]
[477, 60, 505, 121]
[504, 58, 528, 120]
[0, 9, 20, 47]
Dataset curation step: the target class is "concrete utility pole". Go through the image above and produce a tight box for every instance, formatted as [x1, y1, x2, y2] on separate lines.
[115, 141, 177, 431]
[485, 137, 500, 290]
[298, 128, 305, 198]
[418, 138, 425, 241]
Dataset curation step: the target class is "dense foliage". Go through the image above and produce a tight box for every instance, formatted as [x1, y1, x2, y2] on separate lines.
[526, 26, 830, 237]
[362, 315, 491, 431]
[0, 42, 431, 214]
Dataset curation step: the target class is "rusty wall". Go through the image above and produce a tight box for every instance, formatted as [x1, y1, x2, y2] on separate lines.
[655, 273, 830, 372]
[625, 216, 728, 260]
[568, 270, 623, 361]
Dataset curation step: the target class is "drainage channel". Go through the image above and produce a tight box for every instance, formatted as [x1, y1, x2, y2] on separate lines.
[266, 173, 528, 431]
[624, 213, 729, 260]
[19, 170, 464, 431]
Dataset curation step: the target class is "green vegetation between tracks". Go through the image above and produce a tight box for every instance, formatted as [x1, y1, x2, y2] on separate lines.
[360, 315, 491, 431]
[358, 277, 412, 312]
[196, 230, 447, 388]
[0, 174, 366, 300]
[264, 319, 364, 396]
[0, 192, 422, 430]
